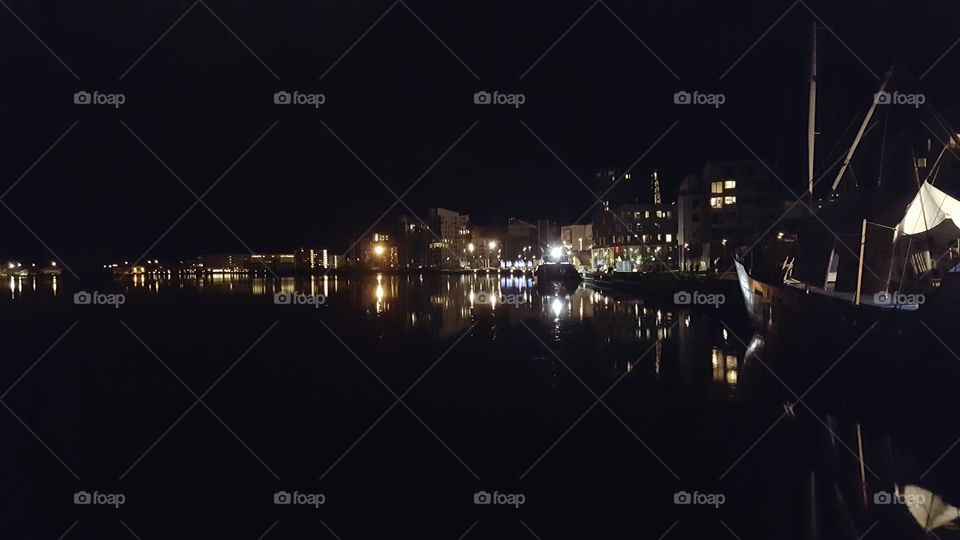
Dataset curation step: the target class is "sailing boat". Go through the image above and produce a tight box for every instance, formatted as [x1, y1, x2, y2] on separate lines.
[734, 26, 960, 336]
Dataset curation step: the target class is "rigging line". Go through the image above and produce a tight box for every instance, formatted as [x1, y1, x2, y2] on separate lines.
[877, 109, 889, 187]
[814, 104, 870, 180]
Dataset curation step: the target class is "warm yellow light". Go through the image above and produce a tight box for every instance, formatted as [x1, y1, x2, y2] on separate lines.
[488, 241, 496, 250]
[373, 245, 386, 256]
[467, 243, 475, 253]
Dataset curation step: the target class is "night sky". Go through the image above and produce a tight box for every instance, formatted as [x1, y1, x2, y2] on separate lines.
[1, 0, 959, 262]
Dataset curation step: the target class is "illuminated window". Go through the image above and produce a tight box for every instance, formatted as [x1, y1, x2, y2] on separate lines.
[724, 180, 737, 189]
[710, 197, 723, 208]
[711, 181, 723, 194]
[656, 210, 664, 218]
[666, 234, 673, 242]
[724, 196, 737, 205]
[644, 210, 650, 218]
[625, 173, 632, 180]
[917, 158, 927, 168]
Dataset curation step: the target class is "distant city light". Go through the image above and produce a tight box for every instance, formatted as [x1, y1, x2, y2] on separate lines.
[488, 241, 497, 250]
[373, 244, 386, 256]
[549, 246, 563, 259]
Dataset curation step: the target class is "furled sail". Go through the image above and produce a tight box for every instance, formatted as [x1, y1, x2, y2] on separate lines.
[897, 181, 960, 237]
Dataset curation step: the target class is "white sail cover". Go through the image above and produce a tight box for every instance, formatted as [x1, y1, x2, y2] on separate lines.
[897, 181, 960, 236]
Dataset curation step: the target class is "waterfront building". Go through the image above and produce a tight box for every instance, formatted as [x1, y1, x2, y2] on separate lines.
[560, 224, 593, 266]
[677, 160, 786, 271]
[426, 208, 471, 270]
[591, 203, 677, 271]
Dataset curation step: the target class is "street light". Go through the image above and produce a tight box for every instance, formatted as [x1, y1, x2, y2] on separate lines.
[373, 244, 385, 256]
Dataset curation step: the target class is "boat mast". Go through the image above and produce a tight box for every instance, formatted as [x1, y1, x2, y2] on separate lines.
[831, 69, 894, 192]
[807, 24, 817, 202]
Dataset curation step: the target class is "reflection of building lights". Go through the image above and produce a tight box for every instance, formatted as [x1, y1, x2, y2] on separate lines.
[551, 298, 563, 318]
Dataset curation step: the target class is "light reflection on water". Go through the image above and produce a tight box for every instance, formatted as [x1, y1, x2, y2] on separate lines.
[0, 272, 743, 396]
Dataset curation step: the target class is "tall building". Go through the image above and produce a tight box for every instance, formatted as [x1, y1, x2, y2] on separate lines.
[396, 214, 429, 268]
[591, 203, 677, 271]
[676, 160, 786, 271]
[362, 233, 398, 269]
[426, 208, 471, 270]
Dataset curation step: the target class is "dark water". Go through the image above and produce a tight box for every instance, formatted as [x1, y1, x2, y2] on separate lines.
[1, 273, 958, 539]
